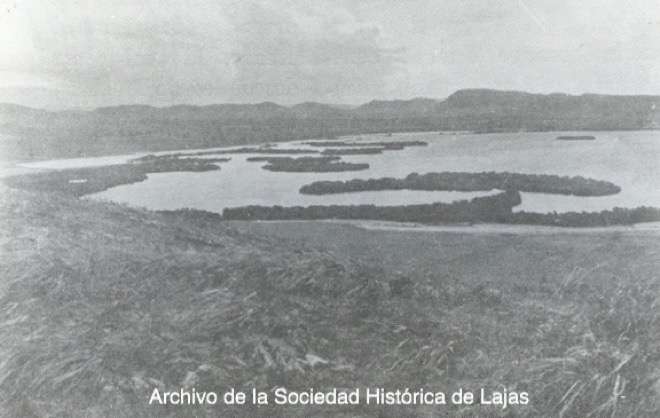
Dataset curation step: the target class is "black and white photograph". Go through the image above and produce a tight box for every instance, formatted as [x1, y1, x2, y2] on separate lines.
[1, 1, 659, 416]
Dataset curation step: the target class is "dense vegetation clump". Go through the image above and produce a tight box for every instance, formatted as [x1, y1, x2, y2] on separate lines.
[321, 147, 387, 155]
[258, 156, 369, 172]
[224, 180, 660, 226]
[247, 156, 369, 172]
[3, 155, 227, 197]
[246, 156, 340, 162]
[130, 154, 230, 167]
[223, 191, 522, 223]
[506, 206, 660, 226]
[556, 135, 596, 140]
[149, 148, 320, 158]
[195, 147, 318, 155]
[300, 172, 621, 197]
[303, 140, 428, 149]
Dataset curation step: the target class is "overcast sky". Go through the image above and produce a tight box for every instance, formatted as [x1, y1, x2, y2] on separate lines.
[1, 0, 659, 108]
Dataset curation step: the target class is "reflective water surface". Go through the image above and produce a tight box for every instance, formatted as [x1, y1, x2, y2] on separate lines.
[19, 130, 660, 214]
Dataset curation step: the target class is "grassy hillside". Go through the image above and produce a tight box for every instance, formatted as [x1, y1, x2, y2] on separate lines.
[1, 187, 659, 417]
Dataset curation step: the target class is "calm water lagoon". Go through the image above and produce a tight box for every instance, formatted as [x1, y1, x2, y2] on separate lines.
[19, 130, 660, 214]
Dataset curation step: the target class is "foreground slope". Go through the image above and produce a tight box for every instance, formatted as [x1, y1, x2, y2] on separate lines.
[1, 187, 659, 417]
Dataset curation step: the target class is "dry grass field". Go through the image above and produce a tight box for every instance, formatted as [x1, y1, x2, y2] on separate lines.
[1, 186, 659, 417]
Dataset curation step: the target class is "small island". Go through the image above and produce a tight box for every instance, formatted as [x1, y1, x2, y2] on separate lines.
[299, 172, 621, 197]
[321, 147, 386, 155]
[222, 189, 660, 227]
[130, 154, 230, 167]
[304, 140, 427, 149]
[223, 190, 523, 223]
[191, 147, 319, 155]
[556, 135, 596, 140]
[248, 156, 369, 172]
[5, 155, 228, 197]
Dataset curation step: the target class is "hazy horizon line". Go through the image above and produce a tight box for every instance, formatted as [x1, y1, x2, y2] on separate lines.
[3, 87, 660, 113]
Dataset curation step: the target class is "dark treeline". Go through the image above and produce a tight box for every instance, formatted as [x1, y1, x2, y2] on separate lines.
[321, 147, 386, 155]
[246, 156, 339, 162]
[4, 157, 223, 197]
[191, 147, 318, 155]
[505, 207, 660, 226]
[139, 148, 316, 158]
[131, 154, 230, 166]
[303, 140, 428, 148]
[556, 135, 596, 140]
[300, 172, 621, 197]
[158, 207, 225, 222]
[223, 191, 522, 223]
[222, 191, 660, 227]
[247, 156, 369, 172]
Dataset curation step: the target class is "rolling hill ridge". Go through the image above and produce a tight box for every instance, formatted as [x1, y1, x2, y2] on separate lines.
[1, 89, 659, 160]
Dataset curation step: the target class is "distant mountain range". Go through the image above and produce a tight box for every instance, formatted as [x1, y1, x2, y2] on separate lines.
[1, 89, 659, 160]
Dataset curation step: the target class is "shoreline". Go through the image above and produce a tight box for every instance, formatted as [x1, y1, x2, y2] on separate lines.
[3, 128, 660, 166]
[4, 130, 660, 229]
[244, 219, 660, 235]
